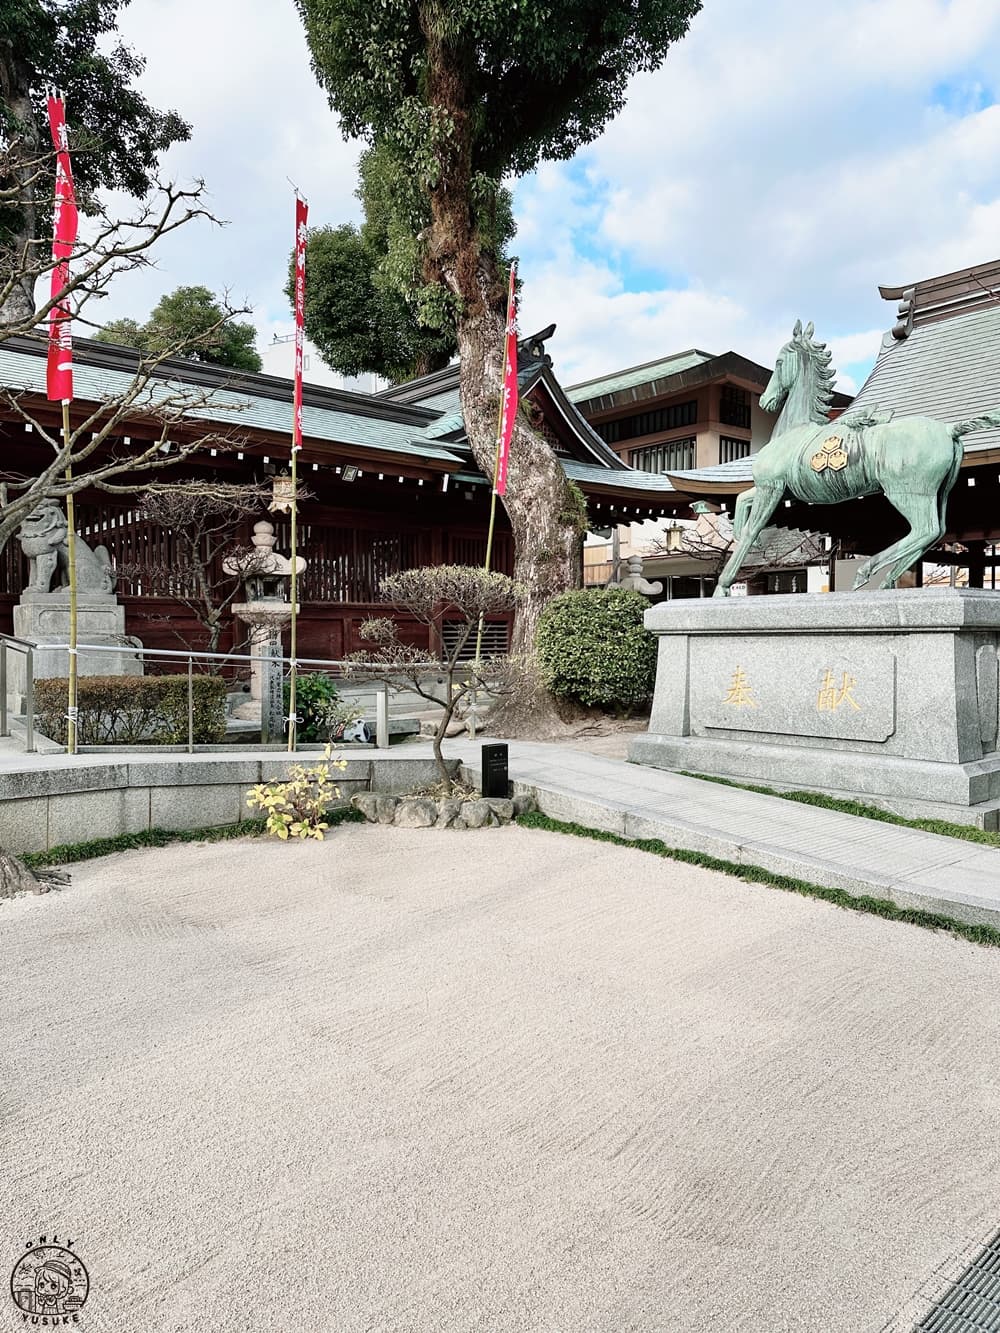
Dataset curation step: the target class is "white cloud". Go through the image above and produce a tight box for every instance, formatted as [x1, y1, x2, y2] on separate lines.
[95, 0, 363, 336]
[87, 0, 1000, 396]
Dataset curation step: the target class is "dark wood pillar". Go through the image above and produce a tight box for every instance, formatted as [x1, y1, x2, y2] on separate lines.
[968, 541, 986, 589]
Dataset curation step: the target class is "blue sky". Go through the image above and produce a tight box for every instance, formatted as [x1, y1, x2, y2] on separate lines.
[105, 0, 1000, 396]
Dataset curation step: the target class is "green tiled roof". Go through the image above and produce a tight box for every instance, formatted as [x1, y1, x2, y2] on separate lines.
[0, 347, 464, 464]
[566, 350, 715, 403]
[850, 305, 1000, 453]
[415, 387, 462, 414]
[449, 459, 676, 501]
[562, 459, 676, 493]
[424, 410, 465, 439]
[666, 458, 755, 486]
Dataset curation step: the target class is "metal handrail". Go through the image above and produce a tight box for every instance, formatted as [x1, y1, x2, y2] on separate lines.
[0, 632, 454, 755]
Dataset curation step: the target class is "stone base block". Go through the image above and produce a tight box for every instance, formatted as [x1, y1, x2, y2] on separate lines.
[9, 597, 142, 703]
[629, 734, 1000, 829]
[632, 587, 1000, 822]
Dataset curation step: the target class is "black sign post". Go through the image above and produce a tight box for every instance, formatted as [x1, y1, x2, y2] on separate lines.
[481, 743, 510, 798]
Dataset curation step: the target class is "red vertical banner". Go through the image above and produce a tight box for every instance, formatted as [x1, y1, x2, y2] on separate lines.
[495, 262, 518, 497]
[292, 196, 308, 451]
[46, 95, 78, 403]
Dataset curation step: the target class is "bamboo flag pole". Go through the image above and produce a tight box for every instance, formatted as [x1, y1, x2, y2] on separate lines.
[45, 92, 79, 754]
[63, 403, 78, 755]
[474, 263, 519, 668]
[287, 192, 309, 752]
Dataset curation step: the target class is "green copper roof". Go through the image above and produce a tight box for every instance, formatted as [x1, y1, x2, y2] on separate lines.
[0, 346, 464, 464]
[666, 458, 756, 485]
[561, 459, 676, 493]
[566, 350, 715, 404]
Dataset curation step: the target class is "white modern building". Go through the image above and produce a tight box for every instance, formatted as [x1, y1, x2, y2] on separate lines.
[259, 333, 387, 394]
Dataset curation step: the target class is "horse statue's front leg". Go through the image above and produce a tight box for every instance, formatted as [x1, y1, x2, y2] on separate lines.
[713, 486, 756, 597]
[713, 484, 783, 598]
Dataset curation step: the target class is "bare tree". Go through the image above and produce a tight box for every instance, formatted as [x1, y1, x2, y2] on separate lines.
[345, 566, 522, 790]
[0, 138, 256, 555]
[118, 482, 287, 654]
[0, 141, 260, 892]
[650, 511, 826, 586]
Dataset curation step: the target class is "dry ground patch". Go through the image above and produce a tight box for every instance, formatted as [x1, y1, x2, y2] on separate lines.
[2, 824, 998, 1331]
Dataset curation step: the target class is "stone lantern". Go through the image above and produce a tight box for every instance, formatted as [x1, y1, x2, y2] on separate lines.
[224, 519, 307, 742]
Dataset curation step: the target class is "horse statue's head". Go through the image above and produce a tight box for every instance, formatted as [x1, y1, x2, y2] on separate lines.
[760, 320, 836, 429]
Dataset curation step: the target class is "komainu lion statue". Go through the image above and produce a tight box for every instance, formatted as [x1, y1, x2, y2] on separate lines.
[17, 499, 115, 595]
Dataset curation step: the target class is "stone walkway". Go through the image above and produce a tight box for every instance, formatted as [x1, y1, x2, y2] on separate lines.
[446, 738, 1000, 932]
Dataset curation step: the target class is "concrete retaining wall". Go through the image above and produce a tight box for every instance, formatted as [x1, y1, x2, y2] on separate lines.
[0, 753, 453, 854]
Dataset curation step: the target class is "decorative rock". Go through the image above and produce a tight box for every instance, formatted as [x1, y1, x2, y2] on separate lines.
[512, 793, 536, 815]
[394, 798, 438, 828]
[375, 795, 399, 825]
[351, 790, 521, 831]
[435, 799, 463, 828]
[462, 799, 492, 829]
[351, 792, 381, 823]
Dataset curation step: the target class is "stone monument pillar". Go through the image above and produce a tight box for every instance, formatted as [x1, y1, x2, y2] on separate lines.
[10, 499, 142, 704]
[225, 520, 307, 743]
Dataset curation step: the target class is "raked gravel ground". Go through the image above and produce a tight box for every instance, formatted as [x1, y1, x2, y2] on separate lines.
[3, 824, 1000, 1332]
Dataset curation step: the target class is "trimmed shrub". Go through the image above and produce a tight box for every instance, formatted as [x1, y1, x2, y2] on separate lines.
[536, 587, 656, 710]
[35, 674, 228, 746]
[283, 672, 342, 743]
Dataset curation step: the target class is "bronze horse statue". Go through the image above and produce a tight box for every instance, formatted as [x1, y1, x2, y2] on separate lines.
[714, 321, 1000, 596]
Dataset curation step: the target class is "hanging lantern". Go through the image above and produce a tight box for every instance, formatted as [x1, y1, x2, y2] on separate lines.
[269, 471, 295, 514]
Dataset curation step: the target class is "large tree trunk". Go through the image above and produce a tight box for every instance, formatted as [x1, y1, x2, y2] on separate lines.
[456, 304, 582, 656]
[420, 9, 581, 662]
[0, 51, 41, 330]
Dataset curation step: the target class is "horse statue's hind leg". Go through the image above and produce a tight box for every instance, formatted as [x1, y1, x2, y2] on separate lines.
[713, 483, 783, 597]
[852, 491, 943, 590]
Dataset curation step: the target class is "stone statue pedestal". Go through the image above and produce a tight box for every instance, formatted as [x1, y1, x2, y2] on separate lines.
[232, 602, 297, 744]
[10, 591, 142, 703]
[630, 587, 1000, 828]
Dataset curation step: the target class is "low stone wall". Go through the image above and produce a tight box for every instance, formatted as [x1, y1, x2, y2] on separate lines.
[0, 753, 455, 854]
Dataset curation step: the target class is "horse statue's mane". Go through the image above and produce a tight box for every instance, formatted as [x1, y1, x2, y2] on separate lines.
[789, 319, 837, 426]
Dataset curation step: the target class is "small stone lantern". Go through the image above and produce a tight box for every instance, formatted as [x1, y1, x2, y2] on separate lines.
[224, 520, 307, 742]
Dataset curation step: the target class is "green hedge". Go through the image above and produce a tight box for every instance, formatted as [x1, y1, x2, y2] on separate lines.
[536, 586, 656, 709]
[35, 674, 228, 746]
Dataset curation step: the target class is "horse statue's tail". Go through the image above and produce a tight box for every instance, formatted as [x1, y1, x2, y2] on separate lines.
[952, 411, 1000, 439]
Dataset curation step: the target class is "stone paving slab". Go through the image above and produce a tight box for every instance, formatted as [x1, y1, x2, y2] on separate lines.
[446, 739, 1000, 931]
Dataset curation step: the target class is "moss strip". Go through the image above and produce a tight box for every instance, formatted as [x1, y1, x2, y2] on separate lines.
[22, 807, 365, 869]
[515, 810, 1000, 950]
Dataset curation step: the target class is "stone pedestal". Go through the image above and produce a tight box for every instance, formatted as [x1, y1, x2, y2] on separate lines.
[10, 592, 142, 701]
[232, 603, 297, 744]
[629, 588, 1000, 827]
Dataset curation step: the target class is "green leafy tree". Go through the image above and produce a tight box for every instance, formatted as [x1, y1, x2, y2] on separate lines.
[290, 220, 454, 384]
[294, 0, 701, 657]
[96, 285, 262, 371]
[290, 143, 513, 383]
[0, 0, 190, 324]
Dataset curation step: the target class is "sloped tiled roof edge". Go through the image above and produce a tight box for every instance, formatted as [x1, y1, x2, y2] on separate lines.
[567, 349, 775, 413]
[850, 302, 1000, 454]
[3, 334, 441, 428]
